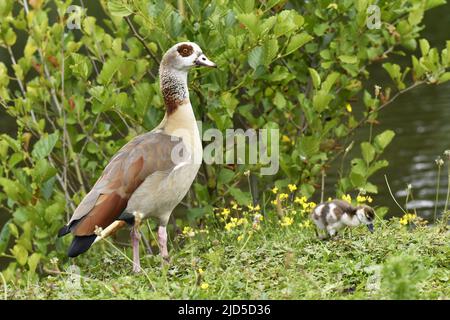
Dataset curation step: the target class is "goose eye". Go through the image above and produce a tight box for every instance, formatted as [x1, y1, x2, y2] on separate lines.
[177, 44, 194, 57]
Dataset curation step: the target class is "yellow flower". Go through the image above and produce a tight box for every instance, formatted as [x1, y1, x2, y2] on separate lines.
[294, 196, 307, 204]
[247, 204, 260, 211]
[346, 103, 352, 113]
[271, 186, 279, 194]
[399, 213, 417, 225]
[271, 199, 278, 206]
[307, 201, 316, 209]
[279, 193, 289, 201]
[237, 235, 244, 242]
[200, 283, 209, 290]
[357, 195, 366, 203]
[282, 135, 291, 143]
[182, 226, 195, 237]
[232, 203, 238, 210]
[237, 218, 248, 226]
[198, 268, 204, 275]
[327, 3, 338, 10]
[280, 216, 294, 227]
[221, 208, 230, 216]
[367, 196, 373, 203]
[288, 184, 297, 192]
[341, 194, 352, 203]
[299, 220, 312, 228]
[225, 222, 236, 231]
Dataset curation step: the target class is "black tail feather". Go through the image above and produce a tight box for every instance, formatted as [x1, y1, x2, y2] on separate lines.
[67, 235, 96, 257]
[58, 225, 70, 237]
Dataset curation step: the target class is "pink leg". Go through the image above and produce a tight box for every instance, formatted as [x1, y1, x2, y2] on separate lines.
[131, 227, 141, 273]
[157, 226, 169, 261]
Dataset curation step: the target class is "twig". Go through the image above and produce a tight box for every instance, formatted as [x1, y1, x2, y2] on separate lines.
[444, 155, 450, 213]
[320, 169, 325, 203]
[384, 175, 407, 215]
[5, 45, 37, 123]
[434, 162, 442, 222]
[124, 16, 160, 67]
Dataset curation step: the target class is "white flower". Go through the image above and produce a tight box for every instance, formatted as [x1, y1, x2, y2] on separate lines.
[435, 157, 444, 166]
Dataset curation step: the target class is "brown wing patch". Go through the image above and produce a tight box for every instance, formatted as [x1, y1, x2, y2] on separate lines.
[73, 192, 128, 236]
[67, 132, 186, 236]
[177, 44, 194, 57]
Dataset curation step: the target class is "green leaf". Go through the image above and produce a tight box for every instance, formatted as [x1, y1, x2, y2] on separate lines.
[350, 158, 367, 176]
[5, 28, 16, 46]
[33, 158, 57, 182]
[8, 223, 18, 238]
[321, 72, 340, 93]
[248, 46, 264, 70]
[31, 131, 59, 160]
[285, 32, 313, 56]
[419, 39, 430, 56]
[0, 219, 11, 254]
[11, 244, 28, 266]
[98, 57, 124, 84]
[338, 55, 358, 64]
[274, 10, 304, 36]
[368, 160, 389, 177]
[374, 130, 395, 150]
[229, 187, 252, 206]
[312, 92, 332, 112]
[308, 68, 321, 89]
[408, 8, 424, 26]
[108, 0, 132, 17]
[0, 178, 21, 201]
[237, 13, 259, 35]
[217, 168, 234, 185]
[350, 172, 365, 187]
[263, 38, 279, 65]
[187, 207, 209, 222]
[361, 142, 375, 164]
[438, 72, 450, 84]
[364, 182, 378, 194]
[27, 253, 41, 275]
[382, 63, 405, 90]
[273, 91, 286, 109]
[298, 136, 320, 158]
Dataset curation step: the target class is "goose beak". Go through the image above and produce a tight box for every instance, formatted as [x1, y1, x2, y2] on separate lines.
[195, 54, 217, 68]
[367, 223, 374, 233]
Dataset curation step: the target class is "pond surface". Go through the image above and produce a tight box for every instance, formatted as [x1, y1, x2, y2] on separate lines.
[326, 3, 450, 220]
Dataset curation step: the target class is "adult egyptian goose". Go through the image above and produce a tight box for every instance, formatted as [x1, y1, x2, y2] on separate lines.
[58, 42, 216, 272]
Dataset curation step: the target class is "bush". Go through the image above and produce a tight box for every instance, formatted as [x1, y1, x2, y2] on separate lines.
[0, 0, 449, 276]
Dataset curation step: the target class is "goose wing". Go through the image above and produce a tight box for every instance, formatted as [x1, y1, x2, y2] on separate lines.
[61, 131, 185, 237]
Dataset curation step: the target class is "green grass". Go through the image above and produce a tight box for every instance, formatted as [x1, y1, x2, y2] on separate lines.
[4, 218, 449, 300]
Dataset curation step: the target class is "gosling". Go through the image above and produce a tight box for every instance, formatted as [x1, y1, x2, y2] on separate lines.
[311, 199, 375, 239]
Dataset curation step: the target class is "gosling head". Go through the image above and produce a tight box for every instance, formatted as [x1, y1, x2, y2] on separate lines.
[161, 42, 216, 72]
[356, 205, 376, 232]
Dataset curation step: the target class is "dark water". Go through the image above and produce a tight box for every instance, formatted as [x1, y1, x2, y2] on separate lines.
[0, 2, 449, 228]
[326, 3, 450, 220]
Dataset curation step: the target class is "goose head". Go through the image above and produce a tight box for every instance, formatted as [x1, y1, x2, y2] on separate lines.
[356, 205, 375, 232]
[161, 42, 216, 71]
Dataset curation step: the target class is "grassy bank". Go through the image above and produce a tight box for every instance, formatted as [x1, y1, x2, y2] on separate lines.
[3, 216, 449, 300]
